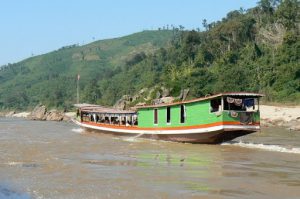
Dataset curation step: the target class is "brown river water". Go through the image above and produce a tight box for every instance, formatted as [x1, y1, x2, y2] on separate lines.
[0, 118, 300, 199]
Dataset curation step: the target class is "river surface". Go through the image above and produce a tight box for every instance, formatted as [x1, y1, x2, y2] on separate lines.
[0, 118, 300, 199]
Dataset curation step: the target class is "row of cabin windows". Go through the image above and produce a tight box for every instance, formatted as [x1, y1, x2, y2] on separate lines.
[153, 98, 257, 124]
[211, 98, 258, 112]
[154, 100, 219, 125]
[153, 105, 186, 125]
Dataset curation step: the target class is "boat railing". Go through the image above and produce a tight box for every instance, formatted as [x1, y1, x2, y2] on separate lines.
[222, 110, 259, 125]
[222, 109, 259, 113]
[80, 115, 138, 127]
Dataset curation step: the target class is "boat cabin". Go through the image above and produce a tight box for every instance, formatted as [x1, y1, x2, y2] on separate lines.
[76, 104, 138, 126]
[76, 92, 263, 129]
[135, 92, 263, 128]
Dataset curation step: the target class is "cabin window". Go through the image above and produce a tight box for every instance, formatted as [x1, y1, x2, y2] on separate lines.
[166, 107, 171, 124]
[180, 105, 185, 123]
[223, 97, 259, 111]
[210, 98, 221, 113]
[154, 109, 158, 124]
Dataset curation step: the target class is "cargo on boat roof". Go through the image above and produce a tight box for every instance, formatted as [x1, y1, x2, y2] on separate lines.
[74, 103, 136, 114]
[135, 92, 264, 109]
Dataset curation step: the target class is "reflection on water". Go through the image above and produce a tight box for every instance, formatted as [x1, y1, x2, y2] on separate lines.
[0, 118, 300, 199]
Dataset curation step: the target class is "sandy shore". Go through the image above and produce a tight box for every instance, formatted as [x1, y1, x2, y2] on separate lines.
[12, 112, 31, 118]
[64, 112, 76, 118]
[0, 111, 76, 121]
[260, 105, 300, 131]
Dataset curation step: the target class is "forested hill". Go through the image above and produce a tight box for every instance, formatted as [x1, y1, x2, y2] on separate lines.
[0, 30, 173, 110]
[0, 0, 299, 111]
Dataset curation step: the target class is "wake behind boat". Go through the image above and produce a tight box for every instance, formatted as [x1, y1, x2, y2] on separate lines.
[73, 92, 263, 144]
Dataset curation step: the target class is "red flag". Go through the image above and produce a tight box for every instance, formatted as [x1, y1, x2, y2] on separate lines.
[77, 74, 80, 80]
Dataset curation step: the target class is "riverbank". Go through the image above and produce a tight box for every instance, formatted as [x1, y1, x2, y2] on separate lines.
[0, 106, 76, 122]
[260, 105, 300, 131]
[4, 111, 76, 121]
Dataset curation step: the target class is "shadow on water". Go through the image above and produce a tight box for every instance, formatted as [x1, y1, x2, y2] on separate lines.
[0, 184, 31, 199]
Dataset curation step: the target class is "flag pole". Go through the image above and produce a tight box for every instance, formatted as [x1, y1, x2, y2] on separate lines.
[77, 74, 80, 104]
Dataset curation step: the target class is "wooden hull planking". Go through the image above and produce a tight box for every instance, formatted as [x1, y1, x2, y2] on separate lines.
[73, 120, 259, 144]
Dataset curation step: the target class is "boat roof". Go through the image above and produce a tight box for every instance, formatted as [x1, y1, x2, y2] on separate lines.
[74, 103, 101, 108]
[75, 104, 136, 114]
[135, 92, 264, 109]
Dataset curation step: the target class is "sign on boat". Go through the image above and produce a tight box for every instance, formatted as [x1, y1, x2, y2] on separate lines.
[73, 92, 263, 144]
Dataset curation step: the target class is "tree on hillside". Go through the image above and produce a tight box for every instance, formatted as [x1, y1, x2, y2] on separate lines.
[275, 0, 300, 30]
[202, 19, 208, 31]
[258, 0, 274, 15]
[257, 0, 279, 23]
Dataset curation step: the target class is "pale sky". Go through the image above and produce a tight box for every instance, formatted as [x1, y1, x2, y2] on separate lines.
[0, 0, 258, 66]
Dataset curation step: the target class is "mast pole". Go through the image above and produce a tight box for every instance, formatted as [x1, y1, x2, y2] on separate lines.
[77, 74, 80, 104]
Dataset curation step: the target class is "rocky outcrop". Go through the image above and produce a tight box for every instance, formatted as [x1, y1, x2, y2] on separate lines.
[154, 87, 171, 100]
[161, 86, 170, 97]
[28, 105, 47, 120]
[0, 106, 74, 122]
[27, 105, 72, 121]
[45, 110, 64, 121]
[177, 89, 189, 101]
[114, 95, 133, 110]
[153, 97, 174, 105]
[114, 87, 188, 108]
[287, 120, 300, 131]
[135, 102, 146, 106]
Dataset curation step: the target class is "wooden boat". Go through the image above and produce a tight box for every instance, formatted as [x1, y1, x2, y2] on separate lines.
[73, 92, 263, 144]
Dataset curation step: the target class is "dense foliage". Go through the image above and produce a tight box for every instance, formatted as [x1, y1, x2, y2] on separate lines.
[0, 0, 299, 111]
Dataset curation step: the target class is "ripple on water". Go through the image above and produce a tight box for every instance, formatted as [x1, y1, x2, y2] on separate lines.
[222, 141, 300, 154]
[71, 128, 84, 134]
[5, 162, 40, 168]
[82, 159, 138, 167]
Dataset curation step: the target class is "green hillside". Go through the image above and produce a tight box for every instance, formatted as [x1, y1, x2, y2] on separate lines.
[0, 30, 173, 110]
[0, 0, 299, 111]
[95, 0, 299, 105]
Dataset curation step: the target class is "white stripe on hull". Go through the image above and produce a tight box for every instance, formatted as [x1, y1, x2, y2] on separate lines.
[73, 120, 260, 135]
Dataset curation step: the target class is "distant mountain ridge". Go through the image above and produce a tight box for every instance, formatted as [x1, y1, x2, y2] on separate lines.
[0, 30, 173, 110]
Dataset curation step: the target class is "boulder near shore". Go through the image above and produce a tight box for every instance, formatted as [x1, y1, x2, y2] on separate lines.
[28, 105, 47, 120]
[27, 104, 74, 121]
[0, 106, 75, 122]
